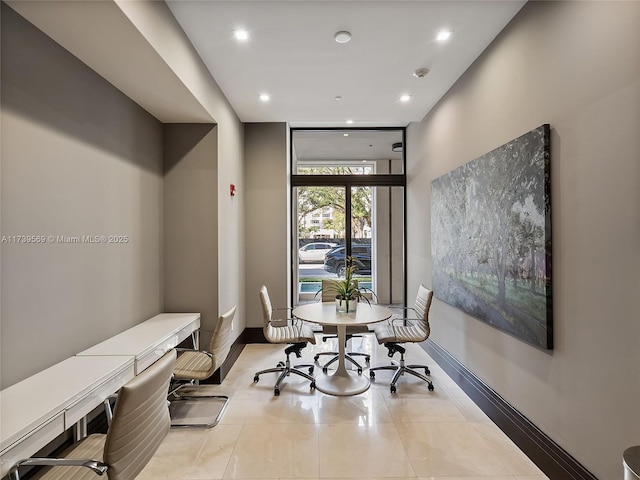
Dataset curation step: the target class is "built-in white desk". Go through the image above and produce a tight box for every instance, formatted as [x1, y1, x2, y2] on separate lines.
[76, 313, 200, 374]
[0, 355, 134, 478]
[0, 312, 200, 478]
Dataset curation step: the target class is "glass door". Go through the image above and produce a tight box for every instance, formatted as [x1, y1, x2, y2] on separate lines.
[291, 128, 406, 307]
[295, 186, 345, 303]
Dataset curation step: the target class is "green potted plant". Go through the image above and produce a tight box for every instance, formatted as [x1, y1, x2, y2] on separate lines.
[316, 256, 376, 312]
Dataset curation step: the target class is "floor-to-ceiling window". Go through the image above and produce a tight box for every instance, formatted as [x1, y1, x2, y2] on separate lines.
[291, 128, 406, 307]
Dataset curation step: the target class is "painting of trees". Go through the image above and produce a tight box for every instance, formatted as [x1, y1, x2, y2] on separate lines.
[431, 124, 552, 349]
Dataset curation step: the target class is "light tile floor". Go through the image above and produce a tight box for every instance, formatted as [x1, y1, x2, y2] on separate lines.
[138, 337, 549, 480]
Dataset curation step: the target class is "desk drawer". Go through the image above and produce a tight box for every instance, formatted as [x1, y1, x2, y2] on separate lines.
[136, 344, 175, 374]
[0, 413, 64, 478]
[65, 363, 135, 429]
[176, 323, 197, 346]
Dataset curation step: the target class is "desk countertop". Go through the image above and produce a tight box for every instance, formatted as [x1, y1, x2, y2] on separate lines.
[0, 355, 134, 452]
[77, 313, 200, 357]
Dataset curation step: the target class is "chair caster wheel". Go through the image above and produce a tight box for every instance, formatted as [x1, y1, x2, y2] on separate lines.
[390, 385, 397, 394]
[310, 382, 316, 390]
[369, 371, 375, 379]
[253, 375, 259, 383]
[322, 367, 328, 374]
[309, 367, 314, 374]
[277, 361, 285, 367]
[314, 355, 319, 361]
[365, 356, 370, 364]
[428, 383, 435, 391]
[274, 388, 280, 396]
[425, 367, 431, 375]
[357, 368, 363, 375]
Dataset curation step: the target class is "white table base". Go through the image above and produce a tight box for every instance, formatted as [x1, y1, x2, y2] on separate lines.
[314, 370, 370, 396]
[314, 325, 370, 396]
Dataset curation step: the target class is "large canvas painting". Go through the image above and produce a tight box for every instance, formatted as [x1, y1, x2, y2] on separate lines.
[431, 124, 552, 349]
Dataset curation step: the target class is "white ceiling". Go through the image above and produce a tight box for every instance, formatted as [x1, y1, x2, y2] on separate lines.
[167, 0, 526, 127]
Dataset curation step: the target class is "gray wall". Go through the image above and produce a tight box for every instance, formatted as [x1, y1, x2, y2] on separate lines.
[163, 124, 219, 348]
[406, 2, 640, 479]
[1, 4, 163, 388]
[244, 123, 289, 327]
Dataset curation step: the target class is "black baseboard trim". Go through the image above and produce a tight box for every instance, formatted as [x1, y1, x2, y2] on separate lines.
[208, 335, 247, 384]
[243, 327, 267, 344]
[423, 339, 598, 480]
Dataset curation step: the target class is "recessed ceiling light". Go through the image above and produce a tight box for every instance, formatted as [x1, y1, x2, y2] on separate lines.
[400, 94, 412, 102]
[234, 29, 249, 41]
[413, 67, 430, 78]
[392, 142, 403, 153]
[345, 119, 354, 125]
[343, 133, 349, 137]
[334, 31, 352, 44]
[334, 96, 343, 101]
[436, 29, 451, 42]
[259, 93, 270, 102]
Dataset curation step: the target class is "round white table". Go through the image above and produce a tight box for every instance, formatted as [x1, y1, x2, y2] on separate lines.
[292, 302, 392, 396]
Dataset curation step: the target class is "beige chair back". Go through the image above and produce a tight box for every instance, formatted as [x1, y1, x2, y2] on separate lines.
[209, 305, 237, 374]
[103, 349, 176, 480]
[259, 285, 273, 329]
[409, 284, 433, 340]
[414, 284, 434, 321]
[321, 279, 340, 302]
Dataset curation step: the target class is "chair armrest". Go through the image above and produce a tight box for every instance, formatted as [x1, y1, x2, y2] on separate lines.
[273, 307, 293, 313]
[10, 458, 108, 479]
[269, 319, 290, 328]
[390, 306, 417, 316]
[388, 317, 420, 325]
[174, 347, 213, 358]
[103, 394, 118, 428]
[386, 317, 420, 338]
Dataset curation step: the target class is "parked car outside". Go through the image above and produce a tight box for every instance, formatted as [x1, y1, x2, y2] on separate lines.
[298, 242, 338, 263]
[324, 244, 371, 276]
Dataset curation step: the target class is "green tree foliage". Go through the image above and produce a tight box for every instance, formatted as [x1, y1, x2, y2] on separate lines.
[297, 166, 373, 239]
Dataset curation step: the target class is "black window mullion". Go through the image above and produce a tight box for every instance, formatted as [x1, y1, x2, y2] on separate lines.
[345, 186, 352, 259]
[291, 174, 404, 187]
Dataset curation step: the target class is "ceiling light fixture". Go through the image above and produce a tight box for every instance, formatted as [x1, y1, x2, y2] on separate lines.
[334, 96, 343, 101]
[392, 142, 403, 153]
[413, 67, 430, 78]
[259, 93, 270, 102]
[343, 133, 349, 137]
[400, 94, 412, 102]
[334, 31, 352, 44]
[436, 29, 451, 42]
[345, 119, 354, 125]
[234, 29, 249, 41]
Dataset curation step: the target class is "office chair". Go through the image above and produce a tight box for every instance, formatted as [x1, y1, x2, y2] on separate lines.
[314, 278, 371, 374]
[369, 284, 434, 393]
[9, 350, 177, 480]
[169, 305, 236, 428]
[253, 285, 316, 396]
